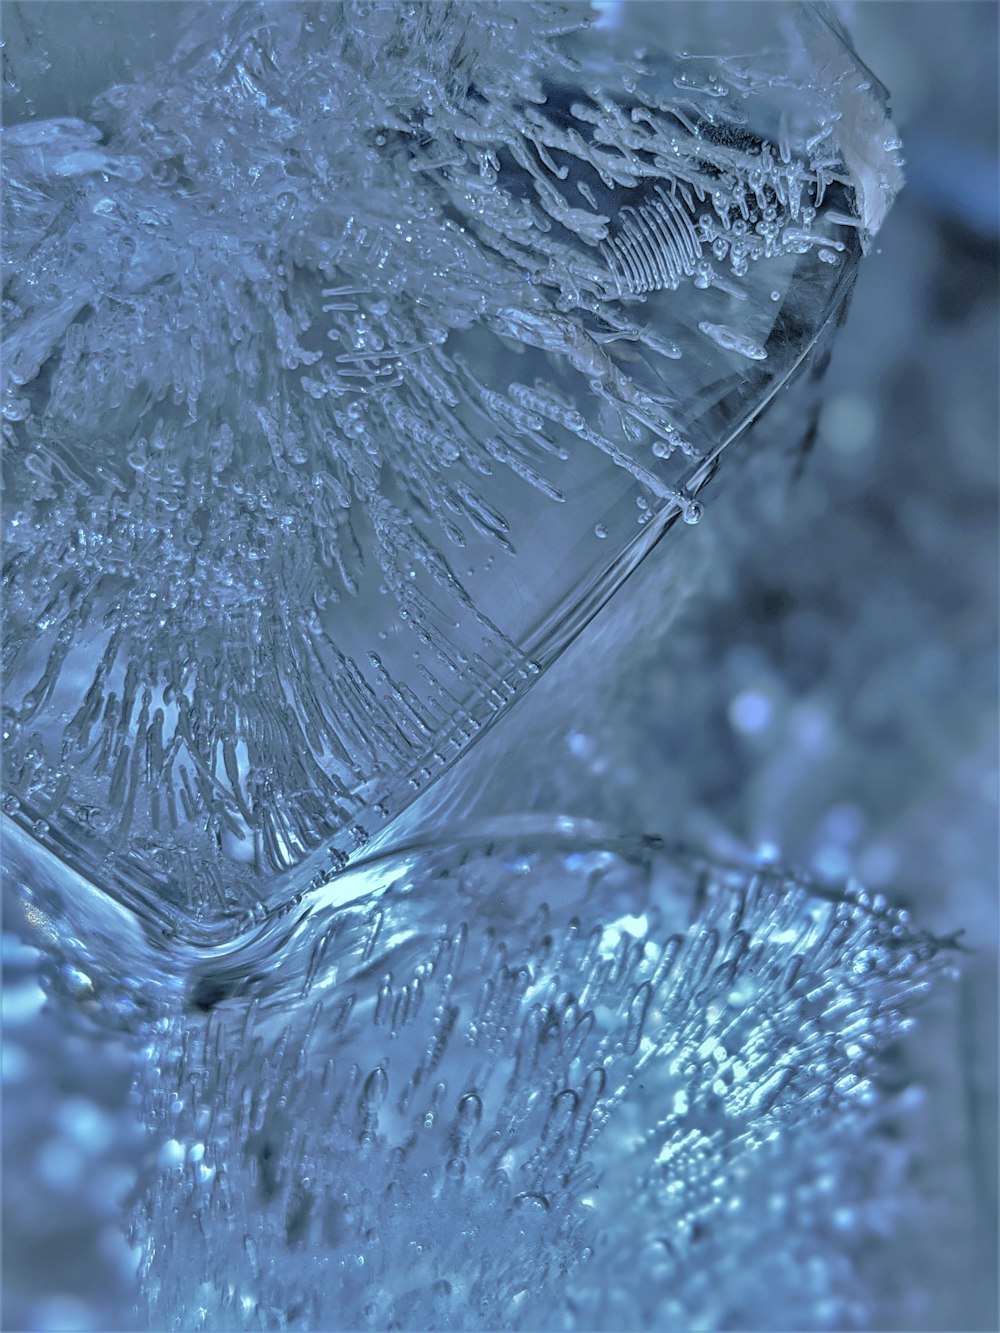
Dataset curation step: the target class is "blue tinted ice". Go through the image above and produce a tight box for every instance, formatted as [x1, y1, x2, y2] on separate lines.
[3, 6, 964, 1332]
[118, 833, 944, 1332]
[1, 2, 903, 935]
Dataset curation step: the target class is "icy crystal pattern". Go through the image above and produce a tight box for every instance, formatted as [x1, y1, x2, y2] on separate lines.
[117, 832, 945, 1331]
[0, 3, 903, 931]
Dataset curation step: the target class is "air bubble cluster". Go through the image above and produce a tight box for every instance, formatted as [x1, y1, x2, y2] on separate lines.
[130, 835, 945, 1331]
[0, 2, 901, 930]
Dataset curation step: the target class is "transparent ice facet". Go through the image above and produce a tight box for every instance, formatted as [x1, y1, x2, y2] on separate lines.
[102, 830, 942, 1332]
[1, 2, 902, 936]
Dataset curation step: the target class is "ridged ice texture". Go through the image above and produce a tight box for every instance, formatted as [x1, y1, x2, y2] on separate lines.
[0, 3, 902, 928]
[130, 837, 944, 1331]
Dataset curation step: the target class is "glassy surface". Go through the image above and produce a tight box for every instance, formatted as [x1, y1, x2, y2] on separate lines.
[2, 821, 948, 1331]
[3, 5, 994, 1332]
[1, 2, 902, 936]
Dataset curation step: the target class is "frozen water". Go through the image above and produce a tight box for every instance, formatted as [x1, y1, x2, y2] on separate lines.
[2, 819, 948, 1331]
[1, 2, 903, 935]
[104, 830, 943, 1332]
[2, 6, 944, 1330]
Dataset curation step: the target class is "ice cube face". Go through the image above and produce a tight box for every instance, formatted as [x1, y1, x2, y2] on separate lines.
[1, 2, 902, 935]
[129, 832, 943, 1332]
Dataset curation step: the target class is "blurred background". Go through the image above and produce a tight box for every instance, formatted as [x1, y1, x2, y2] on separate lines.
[3, 3, 998, 1330]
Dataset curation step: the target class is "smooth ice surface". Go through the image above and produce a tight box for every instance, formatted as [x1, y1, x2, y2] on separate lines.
[1, 2, 902, 934]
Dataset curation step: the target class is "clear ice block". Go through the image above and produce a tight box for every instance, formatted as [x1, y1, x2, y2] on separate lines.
[106, 827, 943, 1332]
[1, 2, 903, 938]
